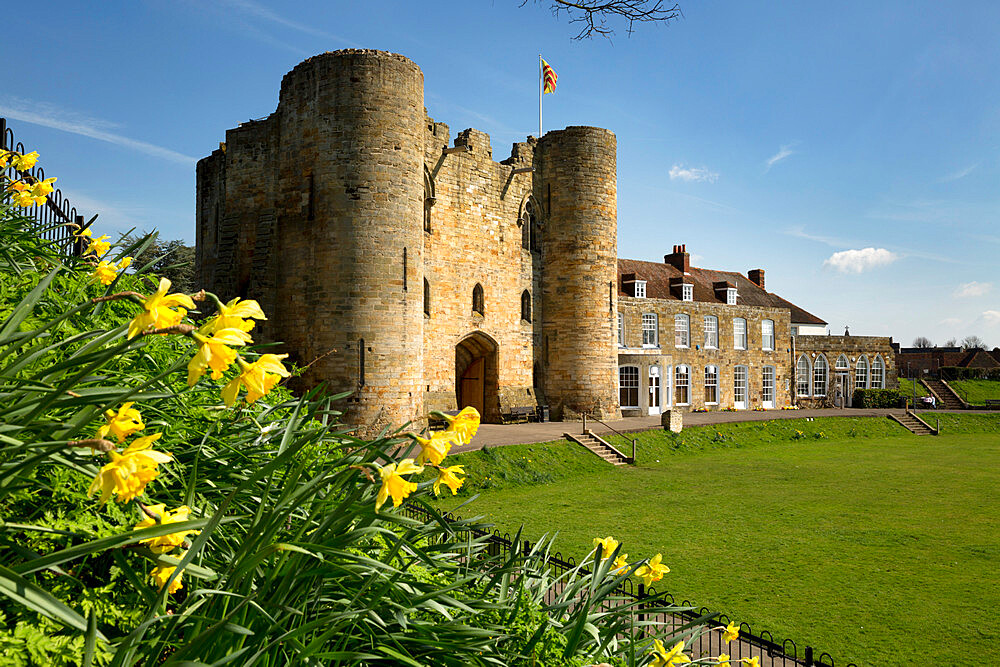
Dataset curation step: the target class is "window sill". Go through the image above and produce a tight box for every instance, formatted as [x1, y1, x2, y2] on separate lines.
[642, 345, 660, 349]
[675, 345, 690, 349]
[734, 347, 747, 351]
[705, 401, 719, 406]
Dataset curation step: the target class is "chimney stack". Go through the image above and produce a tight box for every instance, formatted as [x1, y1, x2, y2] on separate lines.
[664, 244, 690, 273]
[748, 269, 765, 290]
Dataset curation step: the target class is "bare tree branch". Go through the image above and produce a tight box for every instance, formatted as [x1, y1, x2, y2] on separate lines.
[525, 0, 682, 40]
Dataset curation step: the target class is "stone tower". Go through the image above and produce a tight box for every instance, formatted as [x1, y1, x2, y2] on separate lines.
[198, 50, 426, 433]
[535, 127, 622, 420]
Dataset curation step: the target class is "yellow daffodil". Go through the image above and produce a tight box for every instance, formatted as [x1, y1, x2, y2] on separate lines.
[741, 658, 760, 667]
[127, 277, 196, 339]
[75, 227, 93, 239]
[442, 406, 480, 444]
[151, 561, 184, 594]
[12, 188, 37, 207]
[134, 504, 199, 554]
[433, 464, 465, 496]
[96, 402, 145, 443]
[413, 431, 458, 466]
[87, 433, 171, 504]
[83, 234, 111, 257]
[649, 639, 691, 667]
[94, 261, 118, 285]
[722, 621, 740, 643]
[0, 151, 8, 169]
[716, 653, 731, 667]
[612, 553, 630, 574]
[10, 151, 39, 171]
[202, 297, 266, 334]
[187, 328, 252, 386]
[634, 553, 670, 587]
[29, 176, 56, 198]
[593, 536, 619, 561]
[375, 459, 423, 511]
[221, 353, 290, 406]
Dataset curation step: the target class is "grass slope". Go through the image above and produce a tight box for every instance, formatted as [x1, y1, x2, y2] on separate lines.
[898, 377, 930, 398]
[437, 415, 1000, 666]
[949, 378, 1000, 405]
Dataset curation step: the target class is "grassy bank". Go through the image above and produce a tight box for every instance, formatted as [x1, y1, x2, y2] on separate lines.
[949, 378, 1000, 406]
[436, 414, 1000, 665]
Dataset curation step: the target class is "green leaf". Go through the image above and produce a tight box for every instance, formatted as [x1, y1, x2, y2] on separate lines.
[0, 564, 106, 640]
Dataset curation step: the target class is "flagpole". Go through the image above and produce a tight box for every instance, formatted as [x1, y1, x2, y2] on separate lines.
[538, 54, 543, 138]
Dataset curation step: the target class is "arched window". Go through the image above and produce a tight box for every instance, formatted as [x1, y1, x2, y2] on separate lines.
[675, 365, 691, 405]
[835, 354, 850, 372]
[871, 355, 885, 389]
[521, 198, 540, 251]
[423, 278, 430, 317]
[423, 166, 435, 233]
[761, 319, 774, 351]
[619, 366, 639, 408]
[796, 355, 811, 397]
[855, 355, 869, 390]
[521, 290, 531, 322]
[674, 314, 690, 348]
[733, 317, 747, 350]
[813, 354, 828, 397]
[472, 283, 484, 316]
[704, 366, 719, 404]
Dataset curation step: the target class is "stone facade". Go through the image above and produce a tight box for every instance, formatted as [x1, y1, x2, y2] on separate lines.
[196, 48, 897, 432]
[793, 335, 898, 408]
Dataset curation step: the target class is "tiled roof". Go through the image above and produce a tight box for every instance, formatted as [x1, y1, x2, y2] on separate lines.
[617, 258, 827, 326]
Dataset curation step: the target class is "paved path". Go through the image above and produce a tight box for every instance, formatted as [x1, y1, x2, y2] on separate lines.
[455, 407, 917, 453]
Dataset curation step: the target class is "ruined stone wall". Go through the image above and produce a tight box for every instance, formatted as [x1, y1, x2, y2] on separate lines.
[536, 127, 621, 421]
[420, 124, 538, 421]
[617, 297, 792, 411]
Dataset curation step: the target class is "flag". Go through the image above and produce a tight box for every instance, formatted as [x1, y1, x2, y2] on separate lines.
[541, 59, 557, 94]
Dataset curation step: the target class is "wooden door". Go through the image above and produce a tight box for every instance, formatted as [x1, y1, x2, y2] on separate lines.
[460, 357, 485, 415]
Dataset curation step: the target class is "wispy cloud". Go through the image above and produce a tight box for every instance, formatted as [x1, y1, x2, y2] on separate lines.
[941, 163, 979, 182]
[764, 143, 797, 172]
[981, 310, 1000, 326]
[784, 225, 863, 248]
[218, 0, 361, 46]
[0, 98, 196, 165]
[668, 164, 718, 183]
[954, 281, 992, 298]
[823, 247, 899, 274]
[940, 317, 962, 327]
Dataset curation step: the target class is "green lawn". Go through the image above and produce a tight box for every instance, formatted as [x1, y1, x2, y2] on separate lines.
[435, 415, 1000, 666]
[950, 378, 1000, 406]
[898, 376, 930, 399]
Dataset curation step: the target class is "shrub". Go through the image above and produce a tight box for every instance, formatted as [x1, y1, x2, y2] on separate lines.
[940, 366, 1000, 381]
[852, 388, 902, 408]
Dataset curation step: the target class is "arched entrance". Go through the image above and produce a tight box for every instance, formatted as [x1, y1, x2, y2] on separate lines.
[456, 332, 499, 423]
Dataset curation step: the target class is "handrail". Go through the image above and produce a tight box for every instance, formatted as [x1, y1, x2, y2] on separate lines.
[583, 413, 637, 462]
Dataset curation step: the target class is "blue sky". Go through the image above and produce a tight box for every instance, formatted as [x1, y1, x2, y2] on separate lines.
[5, 1, 999, 347]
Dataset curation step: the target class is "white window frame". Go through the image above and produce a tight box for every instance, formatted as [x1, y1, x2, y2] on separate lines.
[634, 280, 646, 298]
[704, 365, 719, 405]
[675, 365, 691, 406]
[733, 317, 747, 350]
[674, 313, 690, 348]
[617, 312, 625, 347]
[813, 354, 828, 397]
[796, 355, 812, 397]
[619, 366, 640, 408]
[835, 354, 850, 372]
[642, 313, 658, 347]
[791, 325, 799, 337]
[704, 315, 718, 349]
[734, 365, 748, 408]
[762, 366, 775, 405]
[761, 319, 774, 351]
[871, 355, 885, 389]
[682, 284, 693, 302]
[726, 288, 738, 305]
[855, 355, 869, 390]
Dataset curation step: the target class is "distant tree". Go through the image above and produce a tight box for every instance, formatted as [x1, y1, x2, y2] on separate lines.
[124, 233, 196, 295]
[912, 336, 934, 348]
[943, 338, 957, 347]
[528, 0, 683, 39]
[961, 335, 987, 351]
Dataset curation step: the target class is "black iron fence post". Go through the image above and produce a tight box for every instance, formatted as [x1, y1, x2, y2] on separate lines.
[804, 646, 814, 666]
[637, 582, 646, 625]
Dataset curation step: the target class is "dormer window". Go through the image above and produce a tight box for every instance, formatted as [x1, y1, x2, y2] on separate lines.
[682, 284, 693, 302]
[635, 281, 646, 298]
[726, 288, 738, 305]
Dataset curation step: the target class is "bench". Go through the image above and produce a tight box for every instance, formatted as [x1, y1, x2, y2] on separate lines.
[985, 399, 1000, 410]
[501, 406, 536, 424]
[427, 409, 460, 430]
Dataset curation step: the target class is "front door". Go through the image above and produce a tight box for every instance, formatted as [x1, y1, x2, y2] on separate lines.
[762, 366, 775, 409]
[734, 365, 748, 410]
[836, 373, 850, 407]
[460, 357, 485, 416]
[648, 366, 661, 415]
